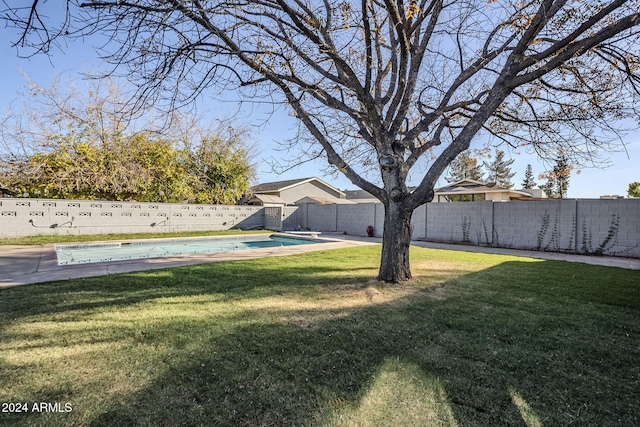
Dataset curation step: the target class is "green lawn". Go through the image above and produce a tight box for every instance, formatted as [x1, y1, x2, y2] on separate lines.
[1, 246, 638, 426]
[0, 229, 272, 246]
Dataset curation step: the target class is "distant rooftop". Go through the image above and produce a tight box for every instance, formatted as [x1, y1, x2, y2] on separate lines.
[251, 177, 316, 192]
[251, 177, 345, 196]
[435, 179, 532, 197]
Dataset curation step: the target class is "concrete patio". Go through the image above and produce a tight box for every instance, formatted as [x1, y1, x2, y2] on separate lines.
[1, 234, 638, 289]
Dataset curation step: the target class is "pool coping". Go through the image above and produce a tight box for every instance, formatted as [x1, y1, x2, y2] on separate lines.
[53, 233, 326, 266]
[0, 233, 377, 289]
[2, 233, 638, 289]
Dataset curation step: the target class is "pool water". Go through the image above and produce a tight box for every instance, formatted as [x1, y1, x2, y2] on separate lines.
[55, 235, 322, 266]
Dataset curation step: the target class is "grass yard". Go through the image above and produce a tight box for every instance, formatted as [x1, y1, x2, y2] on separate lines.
[0, 245, 638, 426]
[0, 229, 272, 246]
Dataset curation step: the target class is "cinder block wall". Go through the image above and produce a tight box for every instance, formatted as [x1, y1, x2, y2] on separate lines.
[0, 198, 264, 238]
[298, 199, 640, 258]
[374, 204, 385, 237]
[336, 204, 377, 236]
[425, 202, 487, 244]
[3, 197, 638, 258]
[576, 199, 640, 256]
[306, 205, 338, 232]
[411, 204, 427, 240]
[493, 200, 559, 249]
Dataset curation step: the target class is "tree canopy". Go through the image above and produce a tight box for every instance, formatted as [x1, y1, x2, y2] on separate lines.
[628, 182, 640, 197]
[445, 150, 484, 182]
[0, 78, 254, 203]
[521, 164, 537, 189]
[540, 154, 571, 198]
[3, 0, 639, 282]
[483, 149, 515, 188]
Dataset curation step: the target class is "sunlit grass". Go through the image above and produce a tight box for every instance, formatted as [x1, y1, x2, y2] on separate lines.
[324, 359, 459, 426]
[1, 246, 638, 426]
[0, 229, 272, 246]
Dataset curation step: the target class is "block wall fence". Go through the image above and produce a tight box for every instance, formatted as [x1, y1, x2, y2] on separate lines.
[0, 198, 264, 237]
[297, 199, 640, 258]
[1, 197, 639, 258]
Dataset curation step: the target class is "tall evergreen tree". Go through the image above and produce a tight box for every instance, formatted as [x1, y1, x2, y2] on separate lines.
[445, 151, 484, 183]
[483, 149, 515, 188]
[540, 155, 571, 198]
[540, 180, 556, 198]
[521, 164, 536, 189]
[553, 155, 571, 198]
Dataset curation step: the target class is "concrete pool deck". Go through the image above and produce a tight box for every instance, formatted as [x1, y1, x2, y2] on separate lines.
[1, 233, 639, 289]
[0, 235, 381, 289]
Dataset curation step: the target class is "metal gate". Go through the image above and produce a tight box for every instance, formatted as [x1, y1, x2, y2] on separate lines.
[263, 206, 299, 231]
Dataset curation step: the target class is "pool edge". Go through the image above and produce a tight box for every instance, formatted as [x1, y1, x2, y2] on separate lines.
[1, 234, 377, 288]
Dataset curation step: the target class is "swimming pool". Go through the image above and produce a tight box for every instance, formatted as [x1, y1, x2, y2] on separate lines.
[55, 234, 323, 266]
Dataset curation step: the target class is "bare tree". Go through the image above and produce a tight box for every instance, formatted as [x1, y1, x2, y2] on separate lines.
[2, 0, 639, 282]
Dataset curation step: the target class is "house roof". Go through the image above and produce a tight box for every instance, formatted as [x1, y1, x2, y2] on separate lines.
[295, 196, 356, 205]
[435, 179, 532, 197]
[250, 194, 286, 204]
[344, 189, 374, 199]
[251, 177, 345, 196]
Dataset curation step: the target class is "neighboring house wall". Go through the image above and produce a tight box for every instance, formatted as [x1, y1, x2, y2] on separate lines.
[486, 192, 511, 202]
[0, 198, 264, 238]
[432, 179, 534, 202]
[435, 190, 524, 202]
[278, 181, 343, 204]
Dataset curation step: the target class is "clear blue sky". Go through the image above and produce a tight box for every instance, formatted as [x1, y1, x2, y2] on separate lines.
[1, 33, 638, 198]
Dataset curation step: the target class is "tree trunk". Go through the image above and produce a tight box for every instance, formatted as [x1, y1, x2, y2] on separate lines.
[377, 202, 413, 283]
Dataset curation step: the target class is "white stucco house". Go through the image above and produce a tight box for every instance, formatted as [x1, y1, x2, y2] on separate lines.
[344, 179, 543, 203]
[244, 177, 541, 206]
[433, 179, 541, 202]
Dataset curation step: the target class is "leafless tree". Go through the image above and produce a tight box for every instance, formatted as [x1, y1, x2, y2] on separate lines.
[2, 0, 639, 282]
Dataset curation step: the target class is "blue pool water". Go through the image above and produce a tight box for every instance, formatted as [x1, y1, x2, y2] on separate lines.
[55, 235, 322, 266]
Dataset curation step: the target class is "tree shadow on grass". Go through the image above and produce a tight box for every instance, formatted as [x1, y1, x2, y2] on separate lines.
[0, 251, 380, 324]
[93, 262, 640, 426]
[3, 256, 639, 426]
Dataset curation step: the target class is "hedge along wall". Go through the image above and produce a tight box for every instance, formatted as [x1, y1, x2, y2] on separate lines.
[297, 199, 640, 258]
[0, 198, 264, 238]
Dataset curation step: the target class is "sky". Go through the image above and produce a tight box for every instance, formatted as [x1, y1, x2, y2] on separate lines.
[1, 30, 638, 199]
